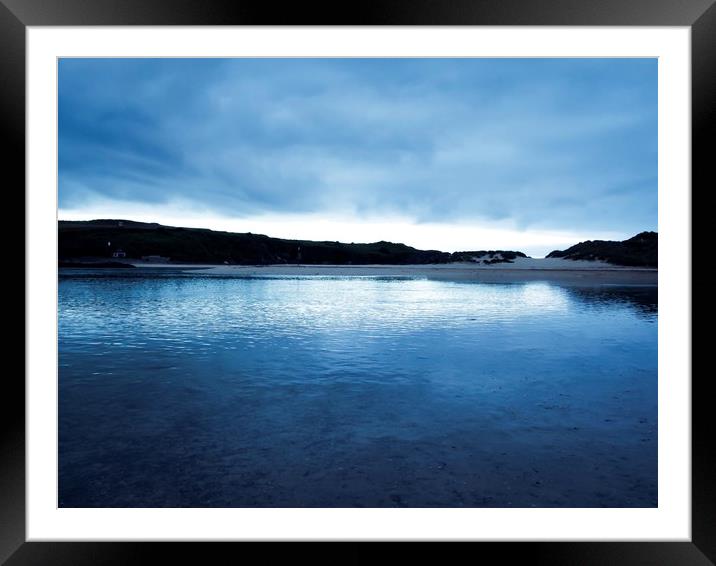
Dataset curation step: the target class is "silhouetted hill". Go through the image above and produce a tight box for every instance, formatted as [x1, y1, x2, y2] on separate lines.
[546, 232, 657, 267]
[58, 220, 528, 266]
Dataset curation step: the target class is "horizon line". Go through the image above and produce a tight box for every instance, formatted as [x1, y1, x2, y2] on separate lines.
[57, 216, 657, 257]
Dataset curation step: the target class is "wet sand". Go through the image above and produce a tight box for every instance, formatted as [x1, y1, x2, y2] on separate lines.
[182, 258, 657, 286]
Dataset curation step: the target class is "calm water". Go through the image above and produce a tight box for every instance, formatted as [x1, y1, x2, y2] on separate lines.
[58, 269, 657, 507]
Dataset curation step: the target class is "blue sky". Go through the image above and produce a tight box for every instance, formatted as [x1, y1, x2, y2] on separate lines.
[58, 58, 657, 256]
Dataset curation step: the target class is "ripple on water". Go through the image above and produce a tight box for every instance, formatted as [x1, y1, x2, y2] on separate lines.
[59, 273, 657, 508]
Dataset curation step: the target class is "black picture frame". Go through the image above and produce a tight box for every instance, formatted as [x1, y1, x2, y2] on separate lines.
[5, 1, 710, 563]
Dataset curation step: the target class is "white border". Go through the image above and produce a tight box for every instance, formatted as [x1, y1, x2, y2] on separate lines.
[27, 27, 691, 541]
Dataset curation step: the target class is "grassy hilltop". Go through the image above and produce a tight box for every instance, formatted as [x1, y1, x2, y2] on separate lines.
[59, 220, 657, 267]
[547, 232, 657, 267]
[58, 220, 527, 266]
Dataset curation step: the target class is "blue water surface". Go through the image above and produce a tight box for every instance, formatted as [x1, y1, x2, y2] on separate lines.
[58, 269, 657, 507]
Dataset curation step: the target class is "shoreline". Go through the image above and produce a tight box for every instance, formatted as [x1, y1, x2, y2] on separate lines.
[181, 260, 658, 285]
[59, 258, 657, 285]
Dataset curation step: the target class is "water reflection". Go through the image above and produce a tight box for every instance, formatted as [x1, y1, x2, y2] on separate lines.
[58, 271, 657, 508]
[566, 285, 658, 316]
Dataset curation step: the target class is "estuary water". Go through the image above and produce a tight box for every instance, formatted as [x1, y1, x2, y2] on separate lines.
[58, 269, 657, 507]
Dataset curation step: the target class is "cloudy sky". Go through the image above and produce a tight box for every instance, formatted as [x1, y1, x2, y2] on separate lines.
[58, 58, 657, 257]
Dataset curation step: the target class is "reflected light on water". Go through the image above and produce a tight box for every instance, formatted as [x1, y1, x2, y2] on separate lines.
[58, 271, 657, 508]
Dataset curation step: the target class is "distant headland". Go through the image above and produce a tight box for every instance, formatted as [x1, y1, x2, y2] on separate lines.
[58, 219, 657, 269]
[546, 231, 657, 268]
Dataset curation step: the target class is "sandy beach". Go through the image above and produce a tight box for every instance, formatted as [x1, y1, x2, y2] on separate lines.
[176, 257, 657, 285]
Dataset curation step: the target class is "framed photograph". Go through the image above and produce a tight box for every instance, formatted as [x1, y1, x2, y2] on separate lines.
[7, 0, 710, 563]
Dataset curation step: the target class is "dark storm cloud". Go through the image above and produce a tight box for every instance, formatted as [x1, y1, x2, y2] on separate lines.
[58, 58, 657, 234]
